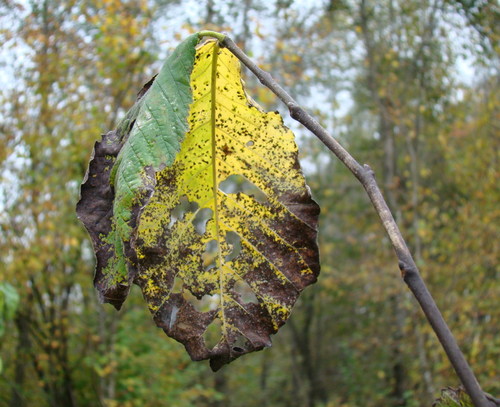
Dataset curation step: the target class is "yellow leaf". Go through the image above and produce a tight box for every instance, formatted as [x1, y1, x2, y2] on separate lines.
[134, 39, 319, 370]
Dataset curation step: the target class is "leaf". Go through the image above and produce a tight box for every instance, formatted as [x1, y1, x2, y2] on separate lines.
[77, 34, 320, 370]
[133, 39, 319, 370]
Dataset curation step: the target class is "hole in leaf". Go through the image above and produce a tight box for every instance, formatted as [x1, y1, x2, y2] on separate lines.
[183, 290, 220, 312]
[168, 305, 179, 330]
[171, 276, 184, 293]
[224, 231, 241, 262]
[231, 335, 248, 353]
[169, 196, 199, 228]
[233, 279, 258, 304]
[218, 174, 240, 194]
[193, 207, 213, 235]
[203, 319, 222, 350]
[202, 240, 218, 271]
[245, 140, 254, 147]
[219, 174, 268, 204]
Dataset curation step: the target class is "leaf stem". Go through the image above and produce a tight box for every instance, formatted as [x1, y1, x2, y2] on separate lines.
[199, 30, 226, 42]
[221, 35, 495, 407]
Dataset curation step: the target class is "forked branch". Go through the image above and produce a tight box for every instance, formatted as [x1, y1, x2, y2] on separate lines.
[214, 34, 494, 407]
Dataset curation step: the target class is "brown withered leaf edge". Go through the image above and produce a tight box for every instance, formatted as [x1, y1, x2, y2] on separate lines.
[76, 78, 155, 309]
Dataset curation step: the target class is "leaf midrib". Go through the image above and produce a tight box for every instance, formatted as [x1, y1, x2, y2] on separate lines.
[209, 42, 228, 339]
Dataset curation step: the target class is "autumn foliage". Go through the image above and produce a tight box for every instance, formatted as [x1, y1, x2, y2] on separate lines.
[0, 1, 498, 407]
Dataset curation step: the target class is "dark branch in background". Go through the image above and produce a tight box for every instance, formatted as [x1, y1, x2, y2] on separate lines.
[215, 34, 496, 407]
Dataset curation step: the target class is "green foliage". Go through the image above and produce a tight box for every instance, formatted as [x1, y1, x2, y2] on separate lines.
[76, 33, 200, 308]
[0, 282, 19, 374]
[433, 387, 473, 407]
[0, 282, 19, 337]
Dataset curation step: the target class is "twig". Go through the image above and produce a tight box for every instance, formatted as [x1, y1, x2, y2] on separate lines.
[220, 35, 494, 407]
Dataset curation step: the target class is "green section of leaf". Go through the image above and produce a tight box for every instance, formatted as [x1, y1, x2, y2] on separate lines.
[108, 32, 200, 283]
[77, 34, 200, 308]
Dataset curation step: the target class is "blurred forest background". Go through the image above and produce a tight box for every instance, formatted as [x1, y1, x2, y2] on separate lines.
[0, 0, 498, 406]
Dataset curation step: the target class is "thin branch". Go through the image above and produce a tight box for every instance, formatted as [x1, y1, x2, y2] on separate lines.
[220, 35, 495, 407]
